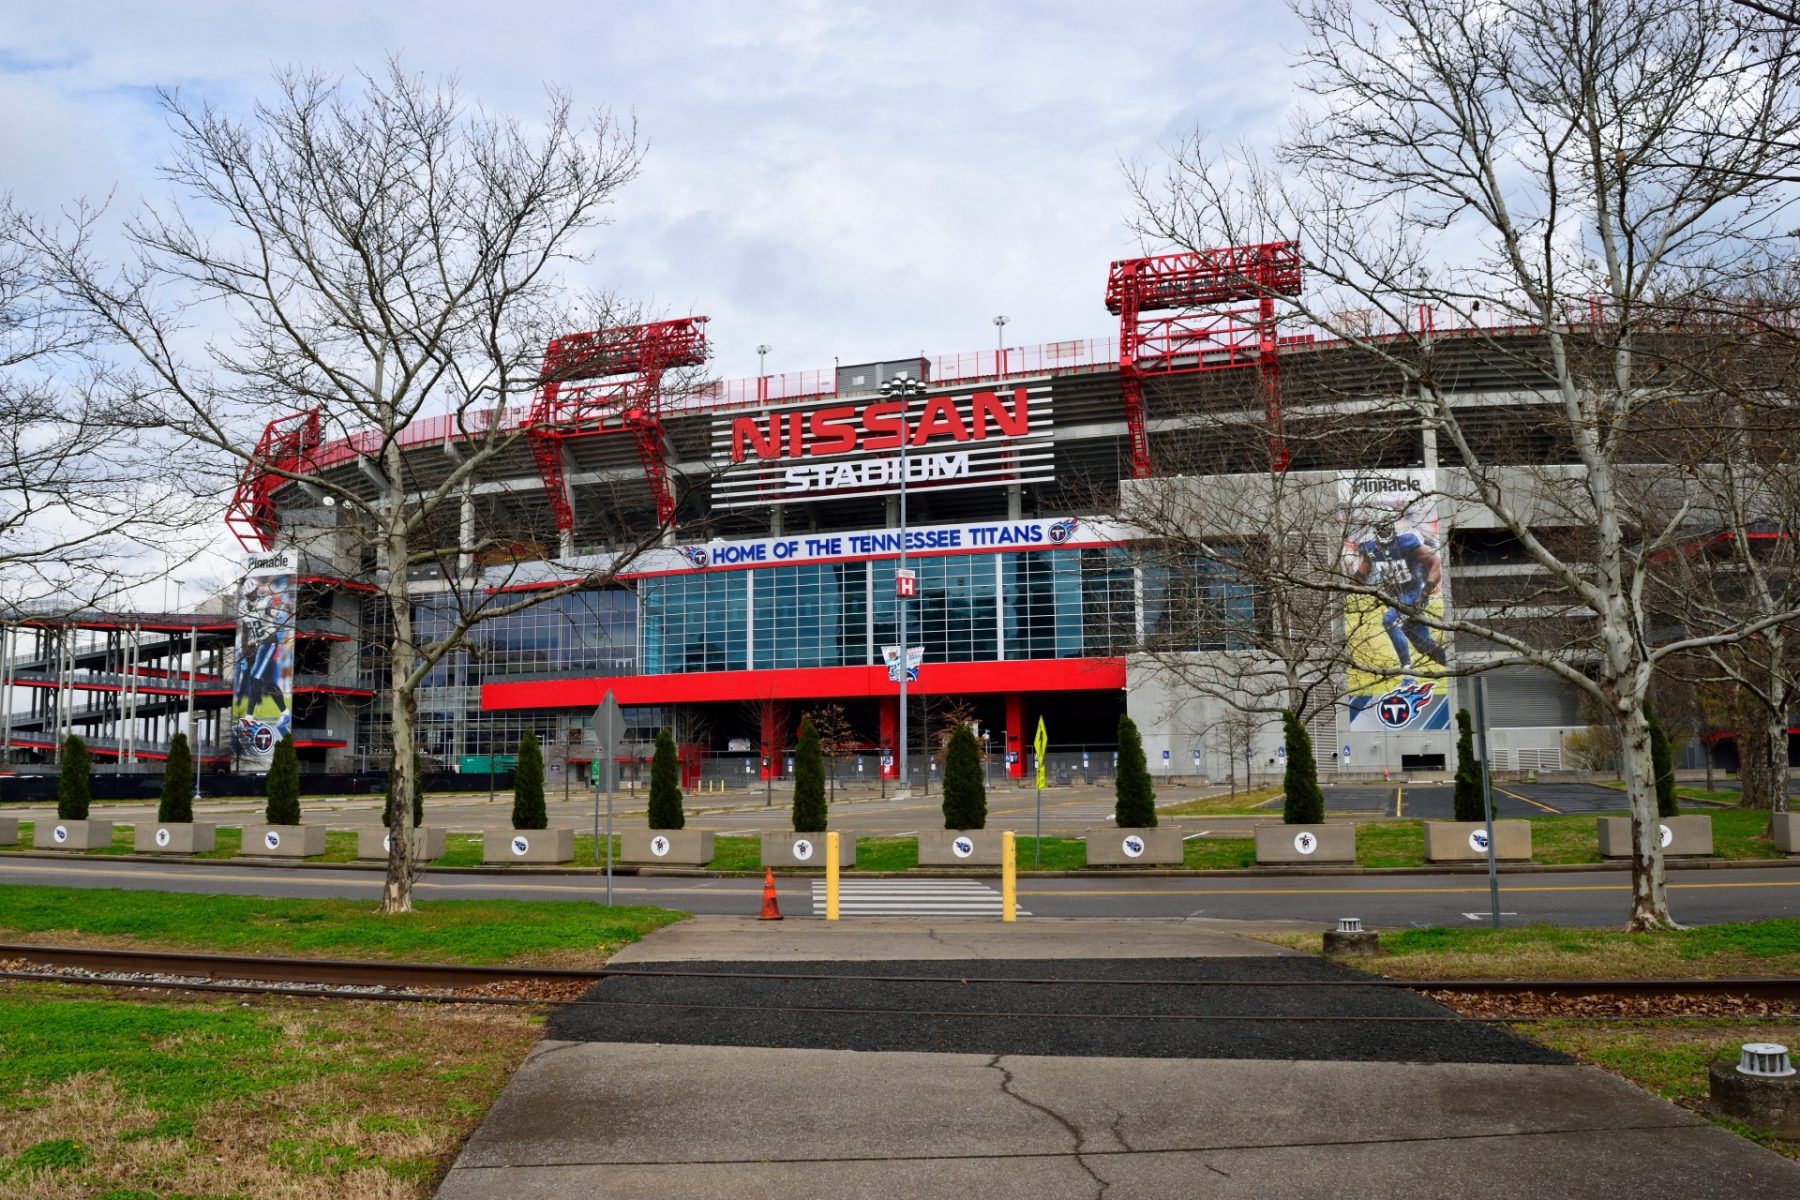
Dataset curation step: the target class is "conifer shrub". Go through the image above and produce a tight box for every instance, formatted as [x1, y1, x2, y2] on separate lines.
[1113, 714, 1157, 827]
[1281, 710, 1324, 825]
[648, 728, 685, 830]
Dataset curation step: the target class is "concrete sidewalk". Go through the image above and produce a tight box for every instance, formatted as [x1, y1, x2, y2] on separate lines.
[435, 917, 1800, 1200]
[605, 916, 1316, 961]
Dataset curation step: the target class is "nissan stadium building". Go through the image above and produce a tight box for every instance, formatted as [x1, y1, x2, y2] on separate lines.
[2, 242, 1603, 786]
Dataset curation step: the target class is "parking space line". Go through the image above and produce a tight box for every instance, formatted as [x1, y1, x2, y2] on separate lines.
[1395, 787, 1403, 818]
[1494, 785, 1561, 814]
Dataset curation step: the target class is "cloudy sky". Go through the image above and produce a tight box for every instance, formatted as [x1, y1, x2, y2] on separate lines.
[3, 0, 1303, 384]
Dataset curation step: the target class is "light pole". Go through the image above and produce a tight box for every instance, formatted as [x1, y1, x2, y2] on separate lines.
[756, 343, 770, 377]
[992, 315, 1008, 367]
[880, 371, 927, 795]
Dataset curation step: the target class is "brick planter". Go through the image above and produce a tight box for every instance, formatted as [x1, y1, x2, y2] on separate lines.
[40, 819, 114, 851]
[759, 830, 854, 868]
[917, 830, 1007, 866]
[134, 823, 217, 854]
[1255, 823, 1356, 864]
[1084, 827, 1184, 866]
[355, 826, 448, 862]
[241, 824, 327, 858]
[620, 829, 715, 866]
[1423, 819, 1531, 862]
[482, 828, 574, 864]
[1598, 814, 1712, 858]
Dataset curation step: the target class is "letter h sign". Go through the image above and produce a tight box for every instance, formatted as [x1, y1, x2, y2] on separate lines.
[895, 568, 917, 599]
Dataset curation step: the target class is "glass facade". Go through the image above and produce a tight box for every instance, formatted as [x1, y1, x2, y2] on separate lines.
[350, 543, 1155, 767]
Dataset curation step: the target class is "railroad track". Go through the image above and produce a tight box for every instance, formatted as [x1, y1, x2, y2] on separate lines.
[3, 944, 1798, 1009]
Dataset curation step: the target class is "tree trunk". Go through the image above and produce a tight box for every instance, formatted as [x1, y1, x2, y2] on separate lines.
[1739, 720, 1775, 811]
[1766, 711, 1791, 816]
[1618, 700, 1676, 931]
[379, 519, 418, 916]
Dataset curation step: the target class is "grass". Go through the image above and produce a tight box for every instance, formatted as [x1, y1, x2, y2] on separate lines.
[1159, 786, 1284, 816]
[0, 884, 685, 967]
[1262, 916, 1800, 980]
[1521, 1020, 1799, 1160]
[0, 982, 540, 1198]
[1183, 837, 1257, 870]
[1355, 820, 1425, 867]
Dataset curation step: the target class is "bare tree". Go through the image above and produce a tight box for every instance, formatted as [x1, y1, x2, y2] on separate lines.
[802, 701, 857, 802]
[0, 203, 210, 617]
[1130, 0, 1800, 928]
[17, 63, 664, 912]
[1214, 706, 1267, 799]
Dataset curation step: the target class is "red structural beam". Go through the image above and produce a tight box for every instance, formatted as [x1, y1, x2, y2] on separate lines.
[527, 317, 710, 532]
[482, 657, 1127, 711]
[225, 409, 322, 551]
[1106, 241, 1302, 477]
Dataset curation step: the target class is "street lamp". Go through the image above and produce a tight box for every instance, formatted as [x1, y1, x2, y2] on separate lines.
[879, 371, 928, 795]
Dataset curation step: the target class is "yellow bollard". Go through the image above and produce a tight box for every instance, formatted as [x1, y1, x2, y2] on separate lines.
[1001, 830, 1016, 923]
[825, 831, 841, 921]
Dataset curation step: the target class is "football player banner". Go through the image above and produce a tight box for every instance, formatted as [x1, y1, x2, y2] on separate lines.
[231, 550, 298, 759]
[882, 645, 924, 683]
[1339, 472, 1451, 733]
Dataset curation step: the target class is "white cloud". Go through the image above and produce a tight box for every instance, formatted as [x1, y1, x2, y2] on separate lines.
[4, 0, 1301, 382]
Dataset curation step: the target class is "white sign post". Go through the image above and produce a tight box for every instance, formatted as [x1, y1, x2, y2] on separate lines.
[594, 690, 624, 905]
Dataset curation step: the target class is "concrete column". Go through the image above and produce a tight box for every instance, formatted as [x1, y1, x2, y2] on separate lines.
[1007, 484, 1022, 520]
[1006, 692, 1025, 779]
[879, 697, 899, 779]
[760, 702, 784, 781]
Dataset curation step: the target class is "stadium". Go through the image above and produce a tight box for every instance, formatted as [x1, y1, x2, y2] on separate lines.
[2, 241, 1607, 786]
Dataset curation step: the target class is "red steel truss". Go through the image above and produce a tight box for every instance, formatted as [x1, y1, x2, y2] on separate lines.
[526, 317, 710, 531]
[1105, 241, 1302, 475]
[225, 409, 323, 550]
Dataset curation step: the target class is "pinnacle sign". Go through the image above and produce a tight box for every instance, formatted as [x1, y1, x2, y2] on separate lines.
[711, 381, 1055, 508]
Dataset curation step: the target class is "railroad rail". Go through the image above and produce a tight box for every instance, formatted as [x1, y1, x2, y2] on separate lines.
[0, 943, 603, 991]
[2, 945, 1798, 1010]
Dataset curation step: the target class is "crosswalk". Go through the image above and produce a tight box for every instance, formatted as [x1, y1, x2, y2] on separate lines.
[810, 879, 1030, 917]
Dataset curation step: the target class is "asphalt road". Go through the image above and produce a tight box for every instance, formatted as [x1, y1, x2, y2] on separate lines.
[7, 854, 1797, 930]
[550, 956, 1565, 1064]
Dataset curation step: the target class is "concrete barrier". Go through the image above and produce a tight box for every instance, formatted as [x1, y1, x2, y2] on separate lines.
[40, 819, 114, 851]
[760, 830, 854, 868]
[1598, 814, 1712, 858]
[241, 824, 327, 858]
[1255, 823, 1356, 864]
[620, 829, 715, 865]
[1774, 812, 1800, 855]
[355, 826, 448, 862]
[918, 830, 1007, 866]
[483, 828, 575, 864]
[1084, 827, 1184, 866]
[1423, 819, 1531, 862]
[0, 817, 17, 846]
[134, 822, 217, 854]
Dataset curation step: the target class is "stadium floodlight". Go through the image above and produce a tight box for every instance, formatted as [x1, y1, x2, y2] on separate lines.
[993, 314, 1008, 353]
[878, 372, 929, 796]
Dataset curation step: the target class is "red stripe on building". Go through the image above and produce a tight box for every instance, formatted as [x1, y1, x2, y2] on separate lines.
[481, 657, 1126, 711]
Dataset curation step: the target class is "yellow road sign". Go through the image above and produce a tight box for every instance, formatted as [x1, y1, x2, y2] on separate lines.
[1034, 717, 1047, 789]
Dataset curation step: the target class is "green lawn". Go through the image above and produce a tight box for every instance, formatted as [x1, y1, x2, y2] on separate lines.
[0, 884, 685, 966]
[1280, 916, 1800, 978]
[1355, 820, 1426, 867]
[0, 983, 539, 1197]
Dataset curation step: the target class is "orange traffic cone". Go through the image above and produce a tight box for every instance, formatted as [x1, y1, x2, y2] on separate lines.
[758, 867, 782, 920]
